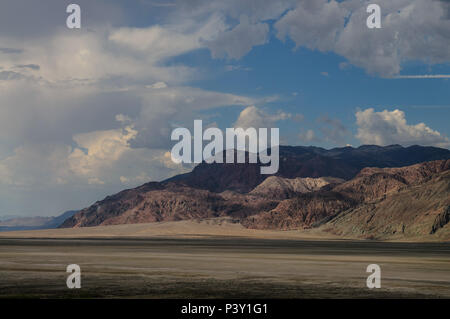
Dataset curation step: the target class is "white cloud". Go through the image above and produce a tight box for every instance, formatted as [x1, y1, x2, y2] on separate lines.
[0, 143, 73, 188]
[0, 13, 260, 216]
[205, 15, 269, 60]
[355, 108, 450, 148]
[276, 0, 347, 52]
[0, 138, 191, 217]
[130, 86, 255, 149]
[234, 105, 292, 129]
[275, 0, 450, 77]
[108, 14, 225, 60]
[299, 129, 316, 143]
[1, 0, 448, 217]
[69, 125, 139, 176]
[393, 74, 450, 79]
[146, 81, 168, 89]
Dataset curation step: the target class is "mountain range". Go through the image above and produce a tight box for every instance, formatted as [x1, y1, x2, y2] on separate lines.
[0, 210, 78, 232]
[60, 145, 450, 240]
[166, 144, 450, 192]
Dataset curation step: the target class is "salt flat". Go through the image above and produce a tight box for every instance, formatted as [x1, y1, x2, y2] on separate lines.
[0, 236, 449, 298]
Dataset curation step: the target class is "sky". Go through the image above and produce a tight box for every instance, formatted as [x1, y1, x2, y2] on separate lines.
[0, 0, 449, 217]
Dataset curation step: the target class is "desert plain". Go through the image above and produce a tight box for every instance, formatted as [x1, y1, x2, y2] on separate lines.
[0, 218, 449, 298]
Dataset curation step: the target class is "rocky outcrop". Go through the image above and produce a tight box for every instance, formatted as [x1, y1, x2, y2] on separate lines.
[430, 206, 450, 234]
[250, 176, 344, 199]
[333, 159, 450, 202]
[323, 170, 450, 240]
[242, 191, 356, 230]
[241, 160, 450, 235]
[60, 183, 278, 228]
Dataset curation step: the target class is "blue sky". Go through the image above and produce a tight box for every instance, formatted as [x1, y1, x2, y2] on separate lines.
[172, 38, 450, 149]
[0, 0, 449, 217]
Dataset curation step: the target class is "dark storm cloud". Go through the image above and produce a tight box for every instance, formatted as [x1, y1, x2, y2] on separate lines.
[0, 47, 23, 54]
[0, 71, 25, 80]
[0, 0, 126, 37]
[15, 64, 40, 70]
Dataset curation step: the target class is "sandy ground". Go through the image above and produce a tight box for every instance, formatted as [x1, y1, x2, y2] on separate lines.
[0, 218, 447, 243]
[0, 218, 345, 240]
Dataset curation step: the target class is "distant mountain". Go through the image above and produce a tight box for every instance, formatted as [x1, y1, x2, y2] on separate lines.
[0, 215, 22, 222]
[44, 210, 79, 228]
[0, 210, 78, 232]
[0, 216, 53, 228]
[167, 145, 450, 192]
[60, 145, 450, 240]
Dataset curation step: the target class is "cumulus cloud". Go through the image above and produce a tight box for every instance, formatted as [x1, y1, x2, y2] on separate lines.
[206, 15, 269, 59]
[0, 143, 73, 188]
[275, 0, 450, 77]
[108, 14, 225, 61]
[0, 126, 192, 217]
[130, 86, 255, 149]
[0, 2, 265, 217]
[355, 108, 450, 148]
[276, 0, 347, 52]
[1, 0, 448, 217]
[234, 105, 293, 129]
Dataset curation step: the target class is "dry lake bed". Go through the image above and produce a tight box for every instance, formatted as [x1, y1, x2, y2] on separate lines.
[0, 237, 449, 298]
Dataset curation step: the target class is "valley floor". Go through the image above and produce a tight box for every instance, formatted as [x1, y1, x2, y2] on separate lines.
[0, 234, 449, 298]
[0, 217, 448, 242]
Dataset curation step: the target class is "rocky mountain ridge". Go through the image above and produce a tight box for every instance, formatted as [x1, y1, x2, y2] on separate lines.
[60, 145, 450, 240]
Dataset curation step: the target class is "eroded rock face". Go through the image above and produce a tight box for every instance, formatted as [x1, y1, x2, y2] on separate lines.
[250, 176, 344, 199]
[324, 170, 450, 240]
[60, 183, 278, 228]
[241, 160, 450, 234]
[241, 191, 357, 230]
[333, 159, 450, 202]
[431, 206, 450, 234]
